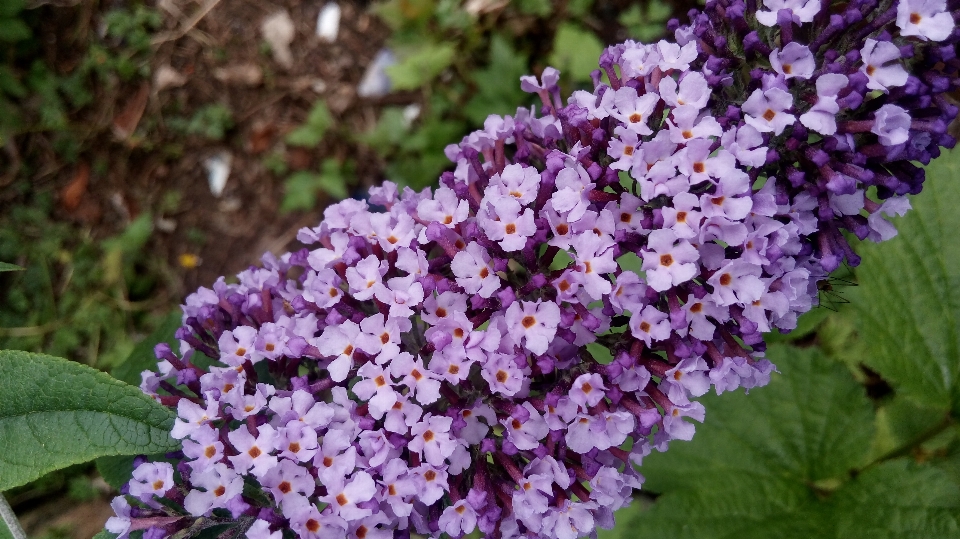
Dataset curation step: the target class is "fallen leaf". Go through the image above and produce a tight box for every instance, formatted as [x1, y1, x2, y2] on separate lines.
[61, 162, 90, 211]
[213, 64, 263, 86]
[154, 65, 187, 92]
[287, 147, 314, 170]
[70, 199, 103, 225]
[248, 121, 278, 154]
[261, 11, 295, 70]
[113, 83, 151, 140]
[464, 0, 509, 15]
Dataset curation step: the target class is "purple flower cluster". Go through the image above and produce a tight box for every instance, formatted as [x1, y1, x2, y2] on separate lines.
[107, 2, 959, 538]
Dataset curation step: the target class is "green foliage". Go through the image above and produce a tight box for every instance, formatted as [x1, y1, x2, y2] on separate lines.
[516, 0, 552, 17]
[281, 159, 352, 214]
[361, 107, 411, 150]
[286, 101, 333, 147]
[95, 454, 138, 490]
[0, 0, 29, 44]
[386, 43, 457, 91]
[604, 346, 960, 539]
[167, 104, 235, 141]
[0, 2, 160, 145]
[0, 262, 23, 272]
[619, 2, 672, 42]
[849, 150, 960, 414]
[0, 350, 179, 491]
[548, 24, 605, 85]
[112, 310, 182, 386]
[463, 34, 532, 124]
[102, 6, 162, 54]
[0, 202, 166, 369]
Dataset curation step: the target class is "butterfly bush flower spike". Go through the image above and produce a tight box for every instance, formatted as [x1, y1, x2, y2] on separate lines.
[112, 2, 958, 538]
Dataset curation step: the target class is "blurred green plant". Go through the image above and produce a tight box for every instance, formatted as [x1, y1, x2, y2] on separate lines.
[619, 1, 674, 43]
[286, 100, 333, 147]
[548, 23, 605, 84]
[0, 1, 160, 146]
[281, 159, 353, 214]
[0, 198, 170, 371]
[167, 103, 235, 141]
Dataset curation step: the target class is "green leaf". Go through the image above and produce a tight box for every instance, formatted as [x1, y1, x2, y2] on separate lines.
[617, 345, 960, 539]
[112, 310, 182, 386]
[95, 454, 138, 490]
[286, 101, 332, 147]
[830, 460, 960, 539]
[102, 213, 154, 255]
[281, 171, 323, 213]
[849, 150, 960, 413]
[643, 346, 874, 495]
[315, 159, 350, 199]
[463, 34, 531, 125]
[547, 24, 604, 84]
[619, 3, 671, 42]
[386, 43, 456, 91]
[281, 161, 349, 214]
[0, 0, 25, 18]
[0, 350, 179, 491]
[0, 19, 30, 43]
[0, 262, 23, 272]
[516, 0, 551, 16]
[359, 107, 411, 151]
[92, 531, 118, 539]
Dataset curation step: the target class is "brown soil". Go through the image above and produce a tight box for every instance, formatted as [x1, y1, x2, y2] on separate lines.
[12, 0, 394, 299]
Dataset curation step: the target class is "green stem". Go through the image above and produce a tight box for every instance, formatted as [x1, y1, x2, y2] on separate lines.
[860, 413, 955, 473]
[0, 493, 27, 539]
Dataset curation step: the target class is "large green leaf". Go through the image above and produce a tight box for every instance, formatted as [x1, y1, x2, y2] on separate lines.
[830, 459, 960, 539]
[0, 262, 22, 272]
[849, 150, 960, 413]
[0, 350, 179, 490]
[642, 346, 874, 494]
[611, 345, 960, 539]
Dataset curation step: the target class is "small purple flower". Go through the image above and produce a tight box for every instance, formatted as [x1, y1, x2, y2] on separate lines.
[769, 42, 815, 79]
[743, 87, 796, 135]
[861, 39, 909, 92]
[128, 462, 174, 507]
[505, 300, 561, 356]
[184, 463, 244, 516]
[227, 424, 278, 478]
[451, 242, 500, 298]
[755, 0, 820, 26]
[872, 104, 912, 146]
[641, 230, 699, 292]
[897, 0, 954, 41]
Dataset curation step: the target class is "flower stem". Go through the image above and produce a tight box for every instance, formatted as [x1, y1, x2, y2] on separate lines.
[0, 494, 27, 539]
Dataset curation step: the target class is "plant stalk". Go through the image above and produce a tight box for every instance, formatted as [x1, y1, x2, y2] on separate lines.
[0, 493, 27, 539]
